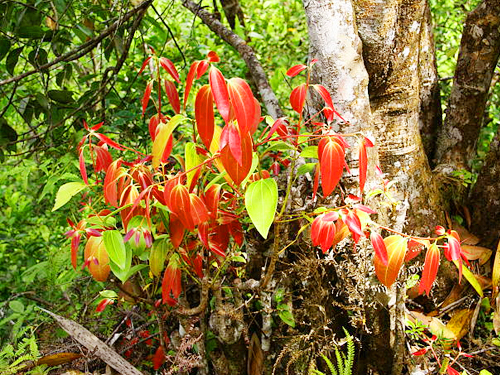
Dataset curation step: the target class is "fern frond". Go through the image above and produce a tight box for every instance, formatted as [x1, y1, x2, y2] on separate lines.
[334, 347, 343, 375]
[342, 327, 355, 375]
[321, 354, 337, 375]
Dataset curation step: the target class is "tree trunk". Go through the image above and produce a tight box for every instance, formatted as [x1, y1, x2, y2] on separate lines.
[354, 0, 444, 234]
[435, 0, 500, 170]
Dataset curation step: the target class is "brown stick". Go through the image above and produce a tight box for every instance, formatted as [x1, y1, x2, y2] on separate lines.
[181, 0, 284, 120]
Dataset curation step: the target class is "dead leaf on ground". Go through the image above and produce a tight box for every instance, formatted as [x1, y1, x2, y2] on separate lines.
[439, 283, 467, 311]
[37, 307, 143, 375]
[461, 245, 492, 265]
[451, 222, 480, 245]
[407, 311, 456, 341]
[446, 309, 474, 341]
[37, 352, 82, 367]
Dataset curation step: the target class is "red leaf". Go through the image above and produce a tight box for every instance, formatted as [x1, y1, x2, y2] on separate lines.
[94, 133, 124, 151]
[142, 81, 153, 117]
[374, 235, 407, 288]
[371, 232, 388, 266]
[166, 183, 194, 231]
[197, 60, 209, 78]
[313, 84, 335, 121]
[411, 348, 427, 356]
[190, 194, 210, 226]
[358, 138, 368, 194]
[286, 64, 307, 77]
[164, 80, 180, 114]
[344, 210, 364, 243]
[220, 122, 243, 166]
[209, 66, 231, 123]
[447, 366, 460, 375]
[318, 137, 345, 196]
[91, 121, 104, 131]
[169, 214, 185, 248]
[203, 184, 221, 219]
[227, 77, 257, 135]
[195, 85, 215, 149]
[207, 51, 220, 62]
[159, 57, 180, 83]
[96, 298, 114, 312]
[104, 159, 123, 207]
[79, 149, 88, 185]
[138, 56, 152, 74]
[162, 256, 182, 304]
[184, 61, 200, 110]
[290, 83, 307, 114]
[220, 131, 253, 185]
[405, 239, 426, 261]
[152, 346, 166, 370]
[311, 213, 337, 253]
[228, 220, 243, 246]
[419, 243, 440, 296]
[264, 117, 288, 142]
[94, 145, 113, 173]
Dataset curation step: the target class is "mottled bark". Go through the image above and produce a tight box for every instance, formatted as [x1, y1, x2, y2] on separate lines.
[182, 0, 284, 120]
[418, 2, 442, 162]
[354, 0, 443, 234]
[220, 0, 245, 30]
[435, 0, 500, 169]
[470, 129, 500, 247]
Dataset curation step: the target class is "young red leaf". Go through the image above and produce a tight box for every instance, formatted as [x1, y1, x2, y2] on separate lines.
[374, 235, 407, 288]
[152, 346, 166, 370]
[190, 194, 210, 226]
[228, 220, 243, 246]
[96, 298, 114, 313]
[162, 255, 182, 304]
[227, 77, 256, 135]
[169, 214, 185, 248]
[344, 210, 364, 243]
[94, 133, 124, 151]
[447, 366, 460, 375]
[220, 122, 243, 166]
[197, 60, 209, 78]
[142, 81, 153, 117]
[195, 85, 215, 150]
[120, 184, 144, 231]
[371, 232, 388, 266]
[207, 50, 220, 62]
[164, 80, 180, 114]
[220, 131, 253, 185]
[209, 66, 231, 123]
[84, 236, 110, 282]
[264, 117, 288, 142]
[311, 213, 337, 253]
[90, 121, 104, 131]
[411, 348, 427, 356]
[446, 235, 463, 282]
[358, 138, 368, 194]
[165, 182, 194, 231]
[313, 84, 335, 121]
[419, 243, 440, 296]
[94, 145, 112, 173]
[79, 149, 88, 185]
[318, 137, 345, 196]
[104, 159, 124, 207]
[203, 184, 221, 219]
[138, 56, 152, 74]
[159, 57, 180, 83]
[290, 83, 307, 114]
[184, 61, 200, 110]
[286, 64, 307, 77]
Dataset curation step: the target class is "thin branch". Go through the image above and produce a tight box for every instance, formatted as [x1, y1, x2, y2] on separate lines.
[0, 0, 153, 87]
[182, 0, 283, 119]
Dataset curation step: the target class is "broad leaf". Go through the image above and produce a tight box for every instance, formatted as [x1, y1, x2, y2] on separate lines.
[103, 230, 127, 270]
[52, 182, 87, 211]
[290, 83, 307, 114]
[195, 85, 215, 149]
[152, 114, 185, 168]
[286, 64, 307, 77]
[84, 236, 110, 282]
[220, 131, 253, 185]
[245, 178, 278, 239]
[318, 137, 345, 196]
[453, 260, 483, 297]
[419, 243, 440, 296]
[374, 235, 407, 288]
[164, 80, 180, 114]
[209, 66, 230, 123]
[227, 77, 256, 135]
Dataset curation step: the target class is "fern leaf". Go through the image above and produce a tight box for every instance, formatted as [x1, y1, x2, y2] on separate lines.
[321, 354, 337, 375]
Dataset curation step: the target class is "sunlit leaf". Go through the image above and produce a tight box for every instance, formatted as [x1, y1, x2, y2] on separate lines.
[152, 114, 185, 168]
[103, 230, 127, 270]
[52, 182, 87, 211]
[374, 235, 407, 288]
[209, 66, 231, 123]
[245, 178, 278, 239]
[195, 85, 215, 149]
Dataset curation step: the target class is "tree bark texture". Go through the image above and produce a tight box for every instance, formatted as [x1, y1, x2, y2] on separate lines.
[470, 128, 500, 246]
[354, 0, 444, 234]
[435, 0, 500, 169]
[182, 0, 284, 120]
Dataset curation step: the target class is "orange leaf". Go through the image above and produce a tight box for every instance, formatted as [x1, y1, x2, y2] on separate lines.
[84, 236, 110, 282]
[184, 61, 200, 110]
[370, 232, 388, 266]
[220, 131, 253, 185]
[227, 77, 256, 135]
[318, 137, 345, 196]
[209, 66, 231, 123]
[290, 83, 307, 114]
[164, 80, 180, 114]
[374, 235, 407, 288]
[142, 81, 153, 117]
[195, 85, 215, 149]
[419, 243, 440, 296]
[162, 255, 182, 304]
[358, 139, 368, 194]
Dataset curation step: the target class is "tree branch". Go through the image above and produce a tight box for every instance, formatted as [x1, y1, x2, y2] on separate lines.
[0, 0, 153, 87]
[181, 0, 283, 119]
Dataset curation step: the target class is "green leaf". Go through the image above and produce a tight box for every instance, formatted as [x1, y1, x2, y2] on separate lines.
[103, 230, 127, 270]
[52, 182, 87, 211]
[300, 145, 318, 158]
[265, 141, 295, 153]
[453, 260, 483, 297]
[48, 90, 75, 104]
[6, 47, 23, 75]
[277, 305, 295, 327]
[245, 178, 278, 239]
[0, 37, 11, 62]
[9, 301, 24, 313]
[297, 163, 316, 176]
[99, 290, 118, 299]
